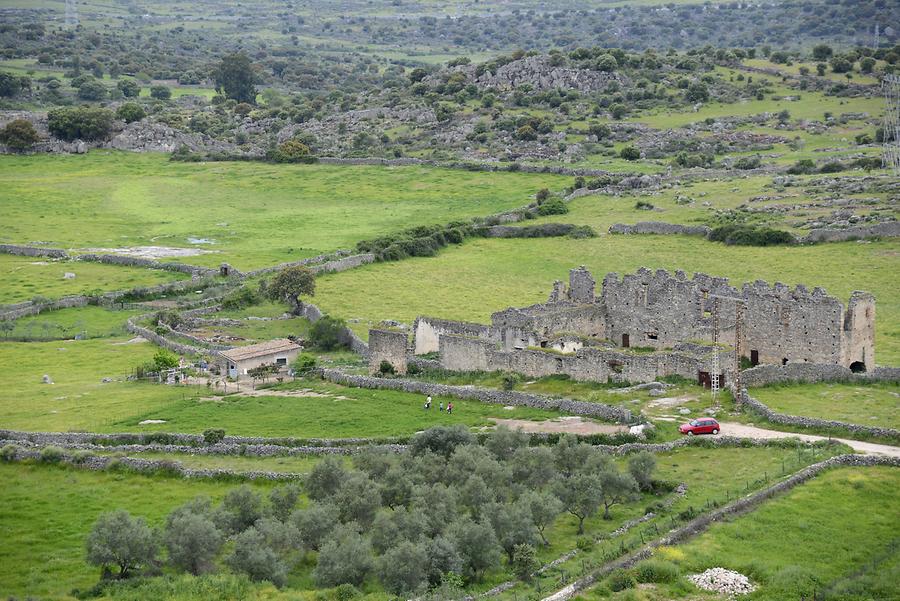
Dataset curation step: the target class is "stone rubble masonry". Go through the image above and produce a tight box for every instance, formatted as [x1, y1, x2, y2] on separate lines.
[0, 244, 69, 258]
[319, 368, 635, 423]
[540, 454, 900, 601]
[125, 314, 208, 357]
[413, 266, 880, 385]
[0, 244, 218, 276]
[801, 220, 900, 243]
[368, 329, 409, 375]
[413, 316, 498, 355]
[608, 222, 711, 236]
[741, 362, 900, 387]
[246, 250, 374, 277]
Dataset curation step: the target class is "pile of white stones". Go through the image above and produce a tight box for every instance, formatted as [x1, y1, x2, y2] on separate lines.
[688, 568, 757, 596]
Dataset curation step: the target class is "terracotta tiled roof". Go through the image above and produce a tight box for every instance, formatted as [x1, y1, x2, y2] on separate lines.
[220, 339, 301, 362]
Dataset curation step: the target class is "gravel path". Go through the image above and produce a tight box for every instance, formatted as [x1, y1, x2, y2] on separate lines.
[717, 422, 900, 458]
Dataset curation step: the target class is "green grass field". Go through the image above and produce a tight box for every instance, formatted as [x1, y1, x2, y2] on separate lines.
[312, 235, 900, 364]
[589, 466, 900, 601]
[0, 152, 569, 270]
[2, 305, 141, 340]
[0, 254, 185, 304]
[0, 338, 566, 436]
[0, 442, 836, 601]
[752, 381, 900, 430]
[0, 462, 275, 599]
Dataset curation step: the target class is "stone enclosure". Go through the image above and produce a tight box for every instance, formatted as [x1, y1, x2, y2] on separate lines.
[371, 266, 877, 386]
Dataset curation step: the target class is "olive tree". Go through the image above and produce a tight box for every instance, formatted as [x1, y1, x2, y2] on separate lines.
[313, 523, 375, 587]
[627, 451, 657, 492]
[164, 510, 223, 575]
[86, 510, 159, 578]
[376, 540, 428, 596]
[291, 502, 339, 551]
[226, 526, 288, 587]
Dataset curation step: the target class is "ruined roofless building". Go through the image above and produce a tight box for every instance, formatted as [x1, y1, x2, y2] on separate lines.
[414, 267, 875, 380]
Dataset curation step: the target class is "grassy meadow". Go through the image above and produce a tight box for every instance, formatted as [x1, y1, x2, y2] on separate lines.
[312, 235, 900, 364]
[0, 338, 566, 436]
[2, 305, 141, 340]
[0, 254, 186, 304]
[0, 462, 276, 600]
[0, 152, 569, 270]
[584, 465, 900, 600]
[752, 381, 900, 430]
[0, 442, 838, 601]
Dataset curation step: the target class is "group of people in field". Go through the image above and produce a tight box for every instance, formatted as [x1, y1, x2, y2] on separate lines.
[423, 396, 452, 414]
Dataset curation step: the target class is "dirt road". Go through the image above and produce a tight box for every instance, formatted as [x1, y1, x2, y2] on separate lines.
[718, 422, 900, 458]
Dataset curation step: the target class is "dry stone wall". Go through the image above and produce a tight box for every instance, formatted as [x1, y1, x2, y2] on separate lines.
[319, 368, 635, 423]
[736, 387, 900, 439]
[608, 222, 711, 236]
[368, 329, 409, 375]
[741, 362, 900, 387]
[545, 454, 899, 601]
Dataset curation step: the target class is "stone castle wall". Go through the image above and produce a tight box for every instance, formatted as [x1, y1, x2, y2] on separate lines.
[368, 329, 409, 375]
[439, 334, 703, 384]
[413, 316, 497, 355]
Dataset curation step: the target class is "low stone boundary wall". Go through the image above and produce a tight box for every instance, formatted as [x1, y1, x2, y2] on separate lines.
[0, 294, 92, 321]
[0, 243, 69, 258]
[0, 429, 399, 449]
[317, 156, 619, 177]
[156, 321, 233, 352]
[741, 363, 900, 387]
[2, 447, 304, 481]
[801, 221, 900, 243]
[608, 222, 711, 236]
[319, 369, 635, 423]
[75, 253, 218, 276]
[125, 315, 207, 356]
[482, 223, 584, 238]
[246, 251, 374, 277]
[541, 454, 900, 600]
[737, 388, 900, 439]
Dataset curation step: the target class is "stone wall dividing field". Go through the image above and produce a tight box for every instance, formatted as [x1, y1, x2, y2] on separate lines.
[741, 362, 900, 387]
[540, 453, 900, 601]
[246, 251, 373, 277]
[0, 244, 69, 258]
[736, 387, 900, 439]
[801, 221, 900, 243]
[319, 368, 635, 423]
[125, 314, 208, 356]
[75, 253, 218, 276]
[608, 222, 711, 236]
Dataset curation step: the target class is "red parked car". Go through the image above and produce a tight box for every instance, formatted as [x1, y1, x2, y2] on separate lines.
[679, 418, 720, 436]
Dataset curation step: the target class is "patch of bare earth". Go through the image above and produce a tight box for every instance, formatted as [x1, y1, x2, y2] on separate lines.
[490, 416, 627, 435]
[79, 246, 217, 259]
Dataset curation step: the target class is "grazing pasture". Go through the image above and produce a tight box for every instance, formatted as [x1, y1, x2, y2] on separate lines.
[0, 152, 568, 270]
[312, 236, 900, 364]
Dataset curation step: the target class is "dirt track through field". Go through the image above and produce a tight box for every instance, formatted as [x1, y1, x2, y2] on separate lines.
[718, 422, 900, 458]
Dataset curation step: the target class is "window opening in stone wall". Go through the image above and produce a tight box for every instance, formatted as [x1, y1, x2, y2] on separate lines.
[646, 332, 658, 341]
[850, 361, 866, 373]
[750, 350, 759, 366]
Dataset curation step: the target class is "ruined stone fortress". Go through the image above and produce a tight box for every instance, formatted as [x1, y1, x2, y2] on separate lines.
[370, 267, 875, 386]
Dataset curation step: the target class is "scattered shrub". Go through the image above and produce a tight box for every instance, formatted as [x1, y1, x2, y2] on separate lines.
[309, 315, 351, 351]
[818, 160, 845, 173]
[39, 445, 65, 463]
[708, 225, 795, 246]
[536, 198, 568, 216]
[47, 106, 114, 141]
[0, 443, 19, 461]
[634, 559, 680, 583]
[292, 353, 317, 375]
[635, 201, 654, 210]
[607, 569, 637, 592]
[619, 145, 641, 160]
[203, 429, 226, 445]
